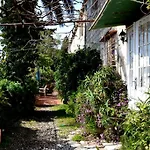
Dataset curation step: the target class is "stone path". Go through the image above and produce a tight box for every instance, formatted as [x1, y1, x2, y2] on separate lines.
[0, 94, 121, 150]
[0, 107, 72, 150]
[0, 107, 103, 150]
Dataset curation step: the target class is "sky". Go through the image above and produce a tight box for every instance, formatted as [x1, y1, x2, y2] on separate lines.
[0, 0, 83, 49]
[43, 0, 83, 43]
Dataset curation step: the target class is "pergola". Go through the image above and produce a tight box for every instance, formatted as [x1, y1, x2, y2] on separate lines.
[0, 0, 93, 27]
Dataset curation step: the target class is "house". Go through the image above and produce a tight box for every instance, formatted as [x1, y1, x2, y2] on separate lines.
[68, 0, 104, 53]
[69, 0, 150, 108]
[68, 8, 86, 53]
[68, 22, 85, 53]
[69, 0, 127, 82]
[89, 0, 150, 108]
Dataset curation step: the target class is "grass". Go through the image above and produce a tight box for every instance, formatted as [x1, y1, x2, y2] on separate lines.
[72, 134, 85, 142]
[50, 104, 67, 111]
[50, 104, 79, 138]
[21, 120, 37, 127]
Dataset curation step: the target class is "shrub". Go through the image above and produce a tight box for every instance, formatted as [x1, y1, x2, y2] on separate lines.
[55, 48, 102, 103]
[75, 66, 128, 142]
[0, 89, 11, 128]
[0, 79, 20, 128]
[66, 99, 76, 117]
[0, 78, 37, 128]
[21, 77, 38, 114]
[121, 99, 150, 150]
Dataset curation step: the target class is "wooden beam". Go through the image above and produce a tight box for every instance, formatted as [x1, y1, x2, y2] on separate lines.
[0, 20, 94, 27]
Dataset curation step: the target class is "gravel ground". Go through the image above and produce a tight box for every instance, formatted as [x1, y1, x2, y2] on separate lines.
[0, 107, 75, 150]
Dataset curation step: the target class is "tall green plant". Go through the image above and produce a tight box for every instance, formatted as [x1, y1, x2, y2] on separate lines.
[76, 67, 128, 141]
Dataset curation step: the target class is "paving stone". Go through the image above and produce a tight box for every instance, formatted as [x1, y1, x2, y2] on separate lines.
[74, 148, 88, 150]
[68, 134, 74, 139]
[104, 144, 122, 150]
[88, 148, 99, 150]
[83, 145, 96, 148]
[80, 140, 86, 145]
[68, 141, 81, 147]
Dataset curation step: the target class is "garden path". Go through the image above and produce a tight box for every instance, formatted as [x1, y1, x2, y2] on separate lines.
[0, 93, 105, 150]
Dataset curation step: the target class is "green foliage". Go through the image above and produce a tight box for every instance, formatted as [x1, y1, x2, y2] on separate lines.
[147, 0, 150, 9]
[121, 99, 150, 150]
[36, 29, 60, 88]
[0, 0, 39, 129]
[0, 79, 37, 128]
[65, 94, 76, 117]
[75, 66, 128, 141]
[1, 0, 40, 82]
[39, 67, 54, 87]
[37, 29, 60, 68]
[72, 134, 85, 142]
[55, 48, 102, 103]
[1, 23, 39, 82]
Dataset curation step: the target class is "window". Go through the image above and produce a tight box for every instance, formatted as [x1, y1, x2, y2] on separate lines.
[138, 21, 150, 88]
[128, 29, 134, 87]
[105, 37, 116, 68]
[127, 15, 150, 96]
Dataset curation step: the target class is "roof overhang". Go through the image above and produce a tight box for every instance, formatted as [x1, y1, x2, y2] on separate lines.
[90, 0, 146, 30]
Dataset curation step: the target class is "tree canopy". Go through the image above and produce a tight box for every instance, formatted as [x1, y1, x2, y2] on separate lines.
[0, 0, 40, 82]
[0, 0, 75, 24]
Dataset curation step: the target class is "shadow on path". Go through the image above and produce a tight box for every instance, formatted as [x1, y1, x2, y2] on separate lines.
[0, 106, 75, 150]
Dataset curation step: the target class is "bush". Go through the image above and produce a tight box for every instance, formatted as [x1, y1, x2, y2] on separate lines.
[55, 48, 102, 103]
[0, 78, 37, 128]
[21, 77, 38, 114]
[0, 79, 20, 128]
[65, 99, 76, 117]
[121, 99, 150, 150]
[75, 66, 128, 142]
[0, 89, 11, 128]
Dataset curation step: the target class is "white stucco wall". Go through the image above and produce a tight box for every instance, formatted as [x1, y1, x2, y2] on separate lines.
[68, 25, 85, 53]
[115, 26, 127, 82]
